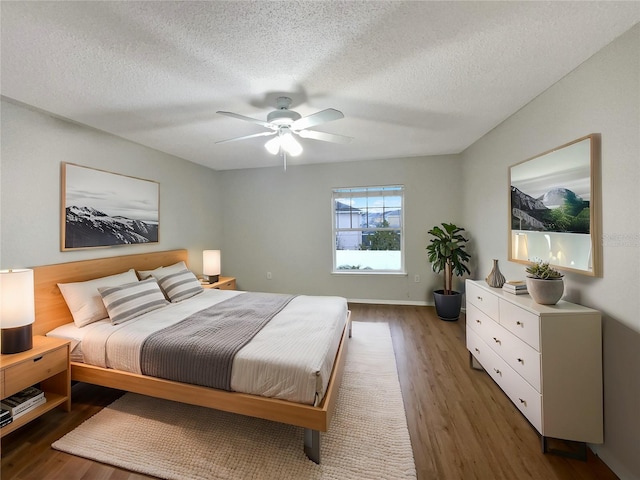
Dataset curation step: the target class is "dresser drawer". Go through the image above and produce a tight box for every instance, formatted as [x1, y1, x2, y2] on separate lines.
[487, 323, 541, 392]
[500, 364, 543, 433]
[468, 327, 543, 433]
[466, 304, 498, 343]
[466, 281, 499, 319]
[468, 305, 506, 354]
[3, 346, 67, 398]
[499, 299, 540, 350]
[466, 327, 495, 371]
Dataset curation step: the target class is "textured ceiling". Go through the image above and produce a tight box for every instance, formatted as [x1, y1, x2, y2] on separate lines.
[1, 1, 639, 170]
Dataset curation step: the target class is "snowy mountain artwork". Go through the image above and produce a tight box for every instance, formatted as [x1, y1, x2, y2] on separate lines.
[62, 163, 159, 249]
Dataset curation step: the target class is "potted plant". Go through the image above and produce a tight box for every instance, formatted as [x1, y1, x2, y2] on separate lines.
[426, 223, 471, 321]
[525, 261, 564, 305]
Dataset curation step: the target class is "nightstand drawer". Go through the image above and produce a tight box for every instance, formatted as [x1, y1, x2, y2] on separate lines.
[3, 346, 67, 398]
[216, 279, 236, 290]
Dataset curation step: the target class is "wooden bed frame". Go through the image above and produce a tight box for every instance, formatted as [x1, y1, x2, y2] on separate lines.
[32, 249, 351, 463]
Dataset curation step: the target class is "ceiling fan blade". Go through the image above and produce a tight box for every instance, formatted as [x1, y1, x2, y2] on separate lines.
[216, 111, 273, 129]
[297, 129, 353, 144]
[291, 108, 344, 131]
[215, 131, 276, 144]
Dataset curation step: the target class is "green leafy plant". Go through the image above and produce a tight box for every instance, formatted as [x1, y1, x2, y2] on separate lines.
[426, 223, 471, 295]
[525, 261, 563, 279]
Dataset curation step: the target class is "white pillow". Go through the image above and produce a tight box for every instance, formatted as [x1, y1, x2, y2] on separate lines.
[58, 269, 139, 327]
[139, 261, 187, 280]
[137, 266, 161, 280]
[98, 278, 168, 325]
[156, 269, 203, 303]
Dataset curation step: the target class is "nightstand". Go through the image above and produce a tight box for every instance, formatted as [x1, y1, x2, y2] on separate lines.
[201, 276, 236, 290]
[1, 336, 71, 437]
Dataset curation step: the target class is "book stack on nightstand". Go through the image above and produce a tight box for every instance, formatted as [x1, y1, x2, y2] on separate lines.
[0, 408, 12, 428]
[1, 386, 46, 425]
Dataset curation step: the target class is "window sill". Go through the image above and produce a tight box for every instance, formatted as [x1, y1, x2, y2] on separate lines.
[331, 271, 407, 276]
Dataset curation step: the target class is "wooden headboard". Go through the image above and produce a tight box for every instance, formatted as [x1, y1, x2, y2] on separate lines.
[32, 249, 188, 335]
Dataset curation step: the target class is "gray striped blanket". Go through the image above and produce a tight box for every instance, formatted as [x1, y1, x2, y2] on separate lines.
[140, 292, 296, 390]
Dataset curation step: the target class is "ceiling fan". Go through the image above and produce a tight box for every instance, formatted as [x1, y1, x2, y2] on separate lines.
[216, 96, 352, 169]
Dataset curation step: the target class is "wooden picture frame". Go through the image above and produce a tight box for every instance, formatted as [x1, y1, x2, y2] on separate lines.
[508, 134, 601, 276]
[61, 163, 159, 250]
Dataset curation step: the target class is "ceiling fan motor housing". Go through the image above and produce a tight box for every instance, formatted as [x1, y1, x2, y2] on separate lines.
[267, 109, 301, 126]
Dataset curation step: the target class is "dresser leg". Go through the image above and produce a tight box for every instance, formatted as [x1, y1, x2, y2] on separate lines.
[469, 352, 483, 370]
[542, 436, 587, 461]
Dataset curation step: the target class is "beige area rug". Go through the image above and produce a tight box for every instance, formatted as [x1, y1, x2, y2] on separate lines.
[52, 322, 416, 480]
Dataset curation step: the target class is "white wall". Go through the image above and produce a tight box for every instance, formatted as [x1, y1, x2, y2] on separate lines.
[461, 25, 640, 480]
[1, 23, 637, 479]
[0, 99, 223, 273]
[219, 156, 463, 303]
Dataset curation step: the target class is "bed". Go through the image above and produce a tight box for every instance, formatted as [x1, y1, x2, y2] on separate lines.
[32, 249, 351, 463]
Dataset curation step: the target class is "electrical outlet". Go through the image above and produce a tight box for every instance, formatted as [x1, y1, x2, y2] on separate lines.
[414, 274, 420, 283]
[266, 272, 272, 280]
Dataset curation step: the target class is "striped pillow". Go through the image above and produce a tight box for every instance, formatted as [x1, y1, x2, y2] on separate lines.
[98, 278, 168, 325]
[156, 269, 204, 303]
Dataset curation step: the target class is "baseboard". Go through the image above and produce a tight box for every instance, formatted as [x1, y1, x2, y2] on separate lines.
[346, 299, 467, 315]
[347, 298, 431, 306]
[592, 447, 636, 480]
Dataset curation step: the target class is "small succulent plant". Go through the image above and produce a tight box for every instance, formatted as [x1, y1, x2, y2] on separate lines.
[525, 261, 563, 280]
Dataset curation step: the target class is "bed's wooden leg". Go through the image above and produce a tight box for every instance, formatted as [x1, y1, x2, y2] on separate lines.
[304, 428, 321, 464]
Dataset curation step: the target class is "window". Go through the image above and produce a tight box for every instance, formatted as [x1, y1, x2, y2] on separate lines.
[332, 185, 404, 273]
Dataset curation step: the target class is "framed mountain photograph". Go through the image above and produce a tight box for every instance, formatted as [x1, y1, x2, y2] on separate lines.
[508, 134, 601, 276]
[61, 163, 159, 250]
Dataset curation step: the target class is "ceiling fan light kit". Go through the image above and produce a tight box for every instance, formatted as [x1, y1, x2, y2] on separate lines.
[217, 96, 352, 169]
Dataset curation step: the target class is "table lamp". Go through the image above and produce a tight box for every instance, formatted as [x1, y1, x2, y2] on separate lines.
[203, 250, 221, 284]
[1, 269, 35, 354]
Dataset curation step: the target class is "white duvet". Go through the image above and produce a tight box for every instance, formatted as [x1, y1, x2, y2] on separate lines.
[48, 289, 348, 405]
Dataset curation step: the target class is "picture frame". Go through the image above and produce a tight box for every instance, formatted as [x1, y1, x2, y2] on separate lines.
[508, 134, 601, 276]
[61, 163, 159, 250]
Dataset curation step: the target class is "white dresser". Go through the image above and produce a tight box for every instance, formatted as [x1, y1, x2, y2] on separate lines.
[465, 279, 603, 451]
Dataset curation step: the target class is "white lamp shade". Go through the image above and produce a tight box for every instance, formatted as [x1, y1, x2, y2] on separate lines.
[265, 137, 281, 155]
[264, 133, 303, 156]
[281, 133, 302, 156]
[0, 269, 35, 328]
[203, 250, 221, 276]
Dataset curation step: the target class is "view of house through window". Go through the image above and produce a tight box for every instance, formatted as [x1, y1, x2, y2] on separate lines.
[332, 185, 404, 273]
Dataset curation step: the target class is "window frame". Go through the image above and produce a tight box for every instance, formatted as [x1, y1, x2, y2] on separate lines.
[331, 185, 406, 275]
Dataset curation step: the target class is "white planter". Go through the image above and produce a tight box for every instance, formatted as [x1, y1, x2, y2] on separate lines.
[525, 277, 564, 305]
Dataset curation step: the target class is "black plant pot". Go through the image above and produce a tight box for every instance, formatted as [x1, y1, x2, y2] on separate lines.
[433, 289, 462, 321]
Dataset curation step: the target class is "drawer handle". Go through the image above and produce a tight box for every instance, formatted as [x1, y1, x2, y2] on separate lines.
[33, 356, 44, 362]
[474, 348, 480, 353]
[519, 398, 527, 406]
[493, 368, 501, 375]
[477, 296, 483, 301]
[516, 321, 523, 326]
[517, 358, 524, 364]
[475, 319, 481, 324]
[492, 337, 501, 344]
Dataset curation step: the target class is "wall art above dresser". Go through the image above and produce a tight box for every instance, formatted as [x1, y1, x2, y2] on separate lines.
[509, 134, 601, 276]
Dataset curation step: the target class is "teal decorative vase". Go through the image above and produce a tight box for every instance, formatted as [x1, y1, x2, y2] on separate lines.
[485, 259, 506, 288]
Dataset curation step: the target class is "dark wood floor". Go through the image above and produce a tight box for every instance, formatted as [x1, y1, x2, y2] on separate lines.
[1, 304, 618, 479]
